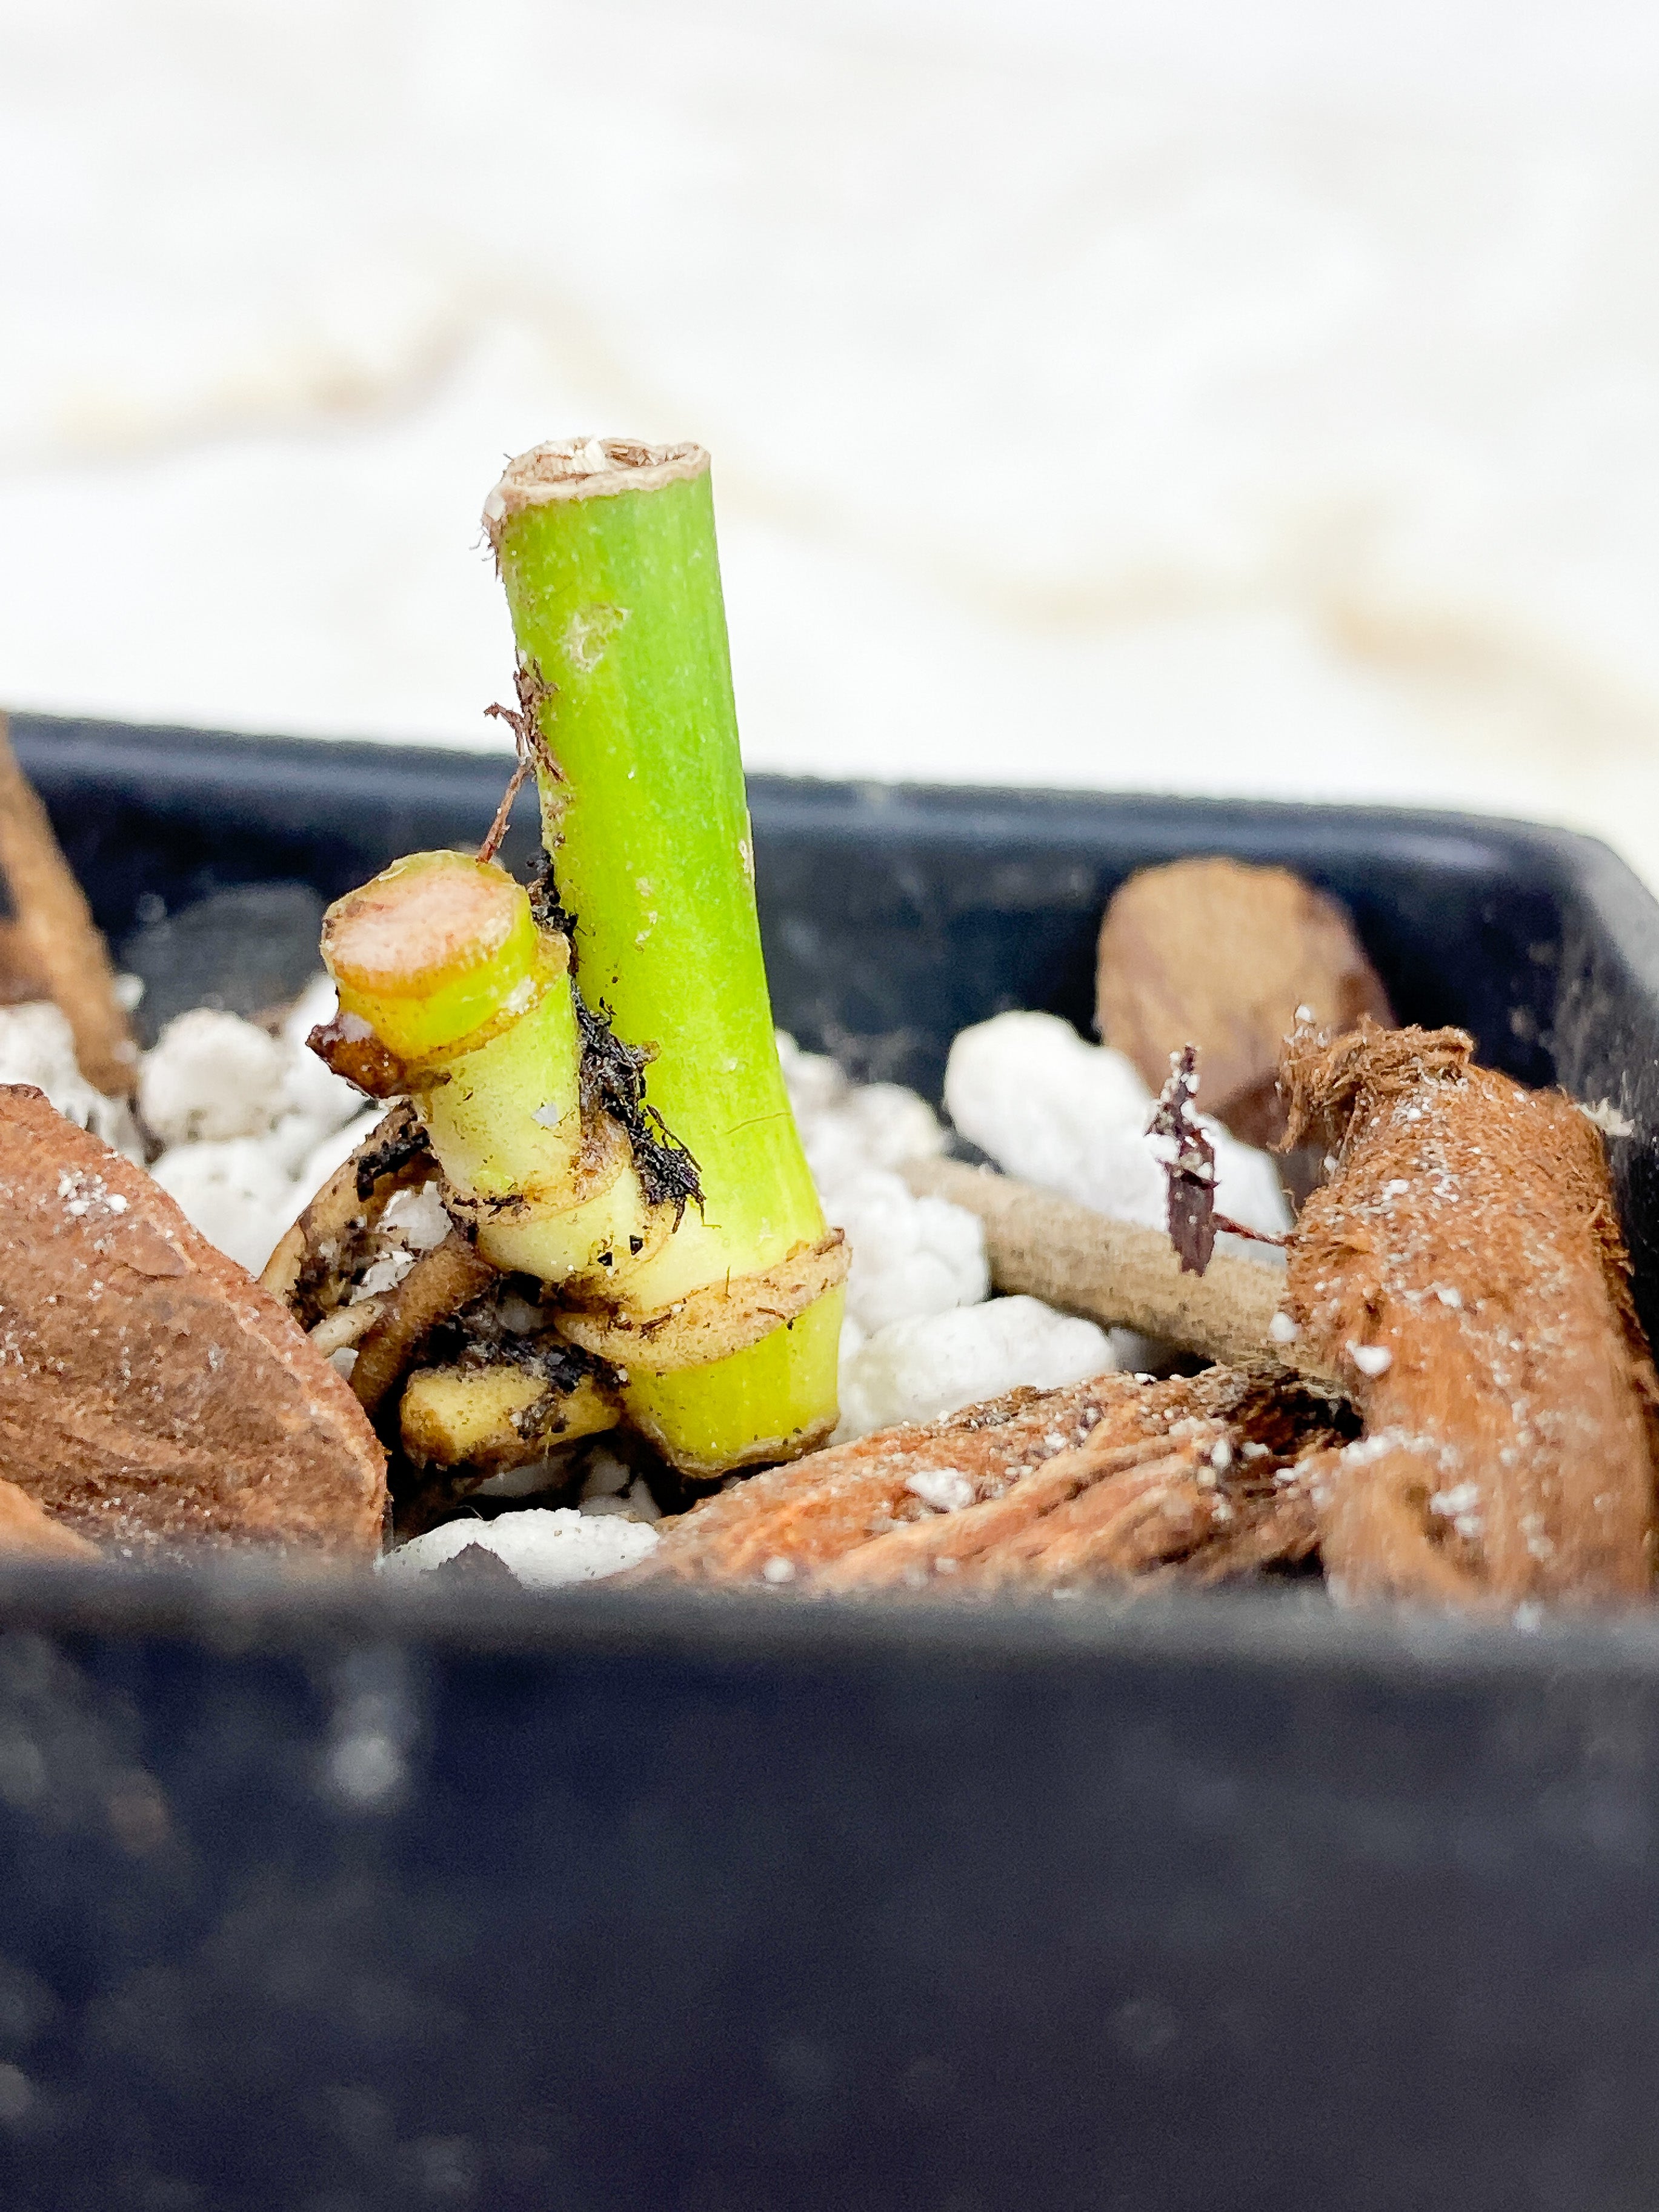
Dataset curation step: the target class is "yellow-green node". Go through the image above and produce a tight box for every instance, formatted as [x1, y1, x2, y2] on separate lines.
[620, 1287, 844, 1475]
[323, 850, 542, 1061]
[420, 970, 585, 1200]
[476, 1155, 662, 1290]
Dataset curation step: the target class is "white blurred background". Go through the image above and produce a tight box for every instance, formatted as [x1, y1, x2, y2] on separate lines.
[7, 1, 1659, 877]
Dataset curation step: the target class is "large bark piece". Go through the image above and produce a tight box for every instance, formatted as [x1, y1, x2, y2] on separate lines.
[0, 1085, 385, 1556]
[627, 1366, 1346, 1593]
[0, 1480, 99, 1561]
[1280, 1021, 1657, 1605]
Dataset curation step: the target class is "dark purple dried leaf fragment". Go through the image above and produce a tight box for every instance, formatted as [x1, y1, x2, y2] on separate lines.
[1148, 1043, 1217, 1275]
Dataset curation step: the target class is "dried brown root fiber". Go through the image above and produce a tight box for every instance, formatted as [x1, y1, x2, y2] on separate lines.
[348, 1232, 497, 1420]
[1097, 856, 1392, 1148]
[0, 720, 137, 1097]
[1280, 1020, 1658, 1606]
[625, 1366, 1351, 1593]
[0, 1085, 385, 1557]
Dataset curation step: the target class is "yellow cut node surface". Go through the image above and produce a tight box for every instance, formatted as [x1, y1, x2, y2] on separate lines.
[323, 851, 542, 1061]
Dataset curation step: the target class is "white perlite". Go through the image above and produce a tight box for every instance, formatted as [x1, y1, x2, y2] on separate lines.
[0, 1000, 139, 1157]
[1, 979, 377, 1280]
[828, 1169, 989, 1335]
[780, 1028, 1034, 1435]
[144, 977, 377, 1277]
[149, 1137, 311, 1280]
[350, 1180, 455, 1298]
[943, 1010, 1290, 1256]
[376, 1508, 660, 1588]
[905, 1467, 976, 1513]
[139, 1008, 289, 1144]
[834, 1295, 1115, 1441]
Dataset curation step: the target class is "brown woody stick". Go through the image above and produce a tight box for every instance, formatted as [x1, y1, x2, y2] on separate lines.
[902, 1156, 1300, 1373]
[0, 718, 136, 1095]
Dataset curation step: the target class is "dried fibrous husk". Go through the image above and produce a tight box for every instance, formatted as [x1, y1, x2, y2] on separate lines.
[626, 1366, 1348, 1593]
[1280, 1020, 1658, 1605]
[1097, 857, 1392, 1148]
[481, 439, 708, 544]
[0, 721, 137, 1097]
[0, 1086, 385, 1556]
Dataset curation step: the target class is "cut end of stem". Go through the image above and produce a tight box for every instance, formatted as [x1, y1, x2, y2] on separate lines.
[482, 439, 708, 547]
[322, 852, 544, 1061]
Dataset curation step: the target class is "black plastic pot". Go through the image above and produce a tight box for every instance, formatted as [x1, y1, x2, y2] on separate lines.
[6, 712, 1659, 2212]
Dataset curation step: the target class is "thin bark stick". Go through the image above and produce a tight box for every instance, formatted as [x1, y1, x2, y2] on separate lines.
[903, 1157, 1302, 1373]
[0, 718, 136, 1095]
[0, 918, 48, 1003]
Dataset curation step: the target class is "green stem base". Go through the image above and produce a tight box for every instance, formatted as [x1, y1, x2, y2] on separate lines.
[620, 1290, 845, 1478]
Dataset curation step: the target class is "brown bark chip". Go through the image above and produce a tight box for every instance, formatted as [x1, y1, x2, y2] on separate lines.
[0, 1086, 386, 1557]
[1096, 857, 1392, 1147]
[627, 1365, 1346, 1594]
[1279, 1020, 1658, 1606]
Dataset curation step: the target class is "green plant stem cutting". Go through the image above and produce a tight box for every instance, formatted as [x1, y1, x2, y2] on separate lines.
[318, 438, 845, 1478]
